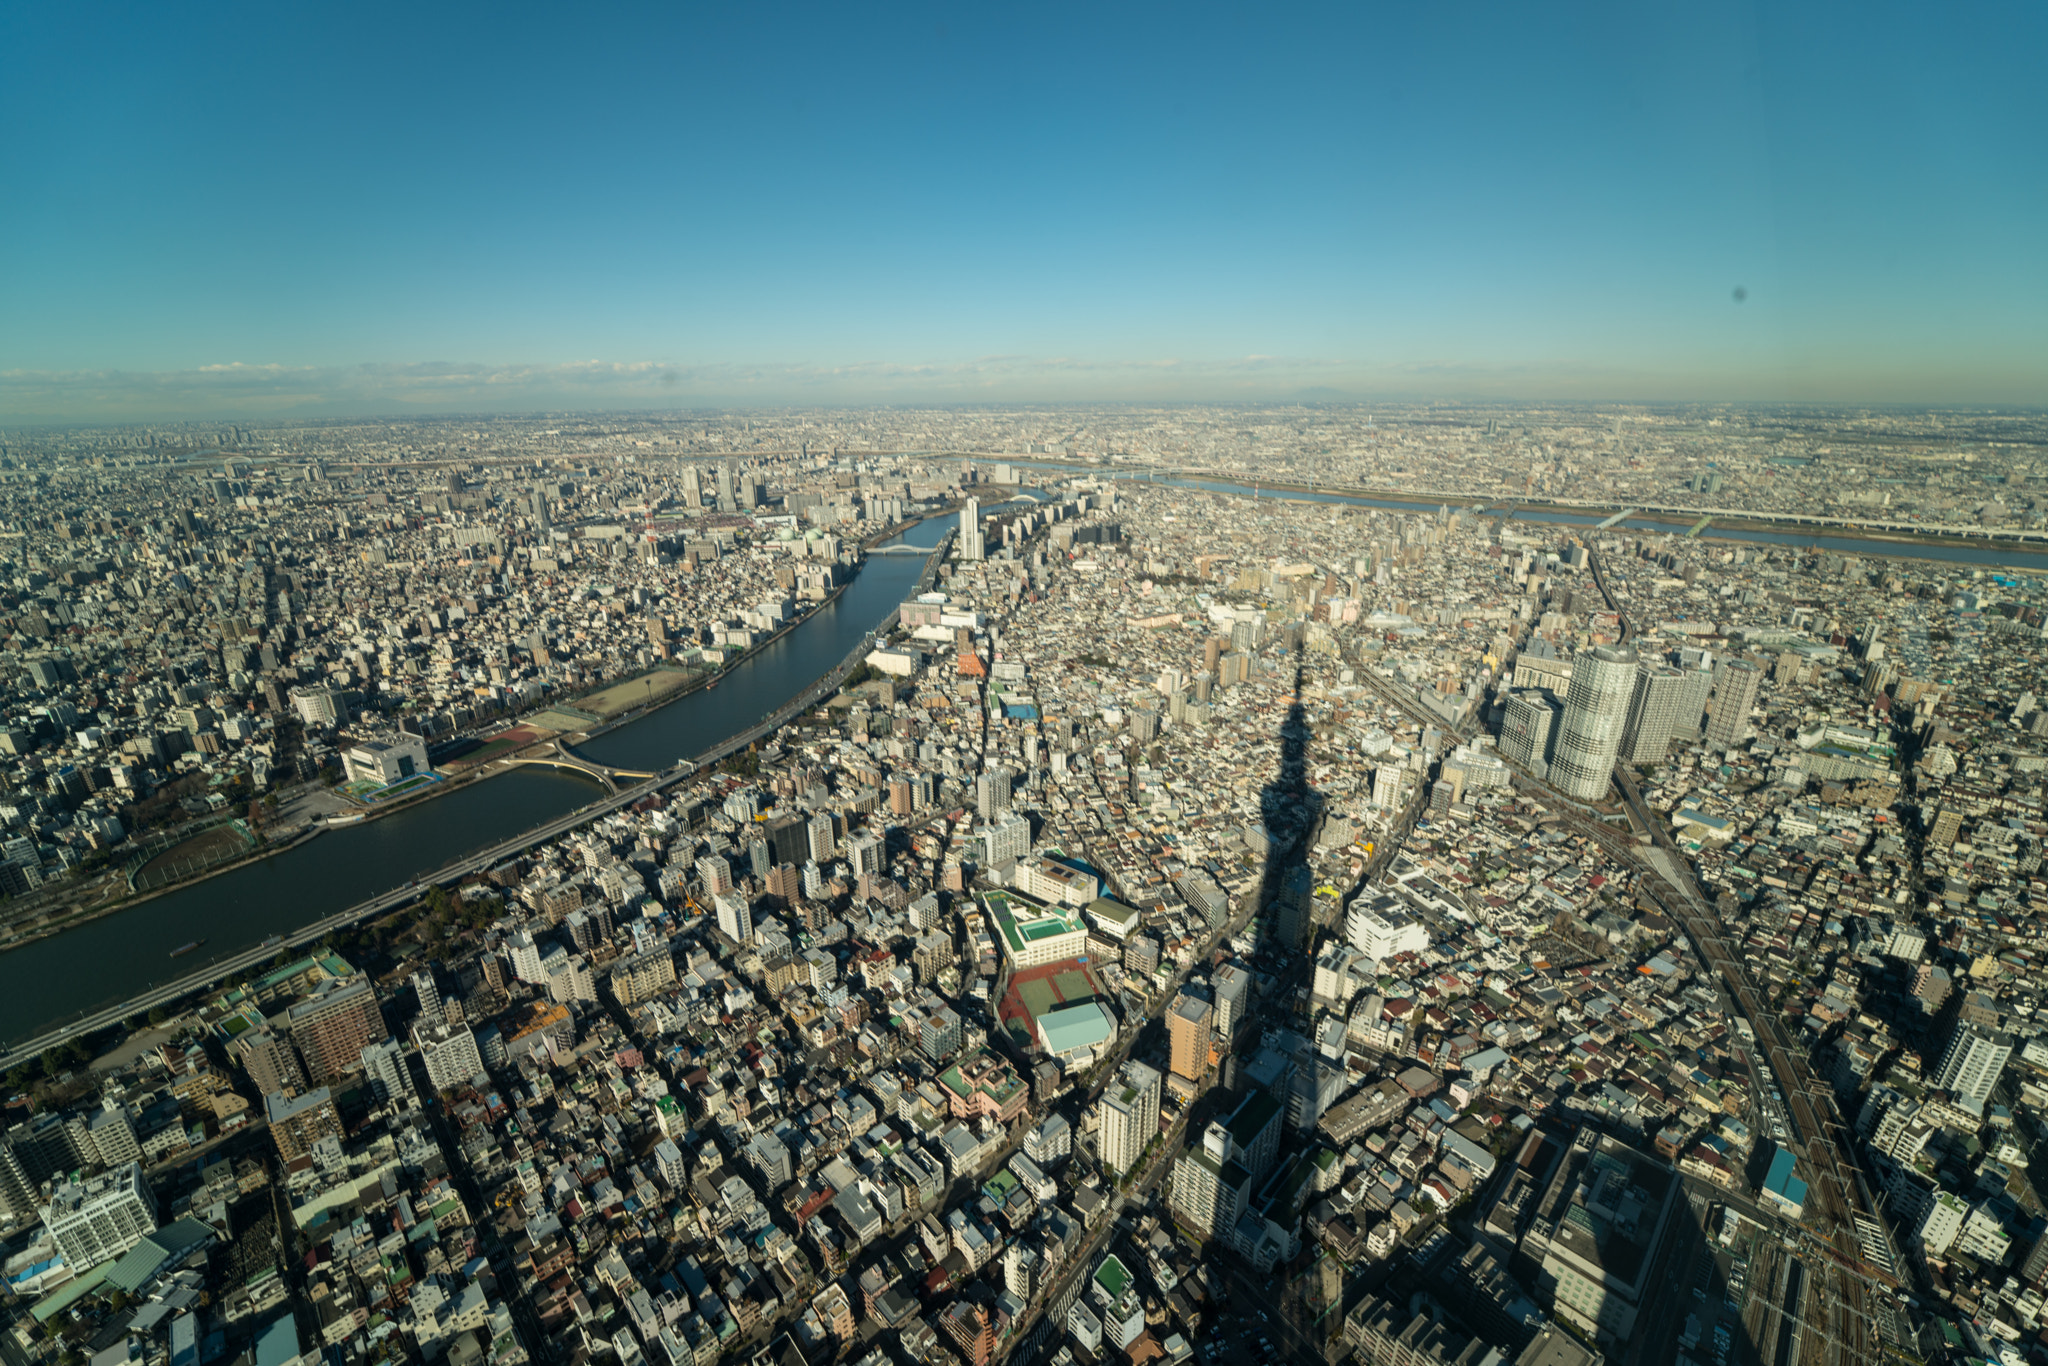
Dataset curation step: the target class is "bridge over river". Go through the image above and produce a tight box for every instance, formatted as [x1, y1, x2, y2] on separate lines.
[502, 739, 656, 793]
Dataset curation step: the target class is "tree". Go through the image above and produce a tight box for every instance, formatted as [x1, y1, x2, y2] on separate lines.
[147, 1006, 169, 1027]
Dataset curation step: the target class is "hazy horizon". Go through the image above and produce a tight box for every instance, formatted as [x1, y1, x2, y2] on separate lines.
[6, 356, 2048, 429]
[4, 2, 2043, 423]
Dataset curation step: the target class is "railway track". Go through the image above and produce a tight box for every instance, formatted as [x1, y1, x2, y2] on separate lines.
[1569, 548, 1915, 1363]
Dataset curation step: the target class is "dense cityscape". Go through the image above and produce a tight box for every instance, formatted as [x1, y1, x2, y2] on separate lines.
[0, 406, 2041, 1366]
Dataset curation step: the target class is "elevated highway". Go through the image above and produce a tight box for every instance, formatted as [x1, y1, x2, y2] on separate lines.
[0, 540, 955, 1069]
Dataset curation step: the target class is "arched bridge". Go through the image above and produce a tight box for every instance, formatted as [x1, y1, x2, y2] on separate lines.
[505, 739, 656, 794]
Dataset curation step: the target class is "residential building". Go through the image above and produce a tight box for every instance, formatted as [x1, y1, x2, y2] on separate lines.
[1551, 645, 1636, 800]
[1932, 1022, 2014, 1114]
[1167, 993, 1211, 1082]
[1705, 658, 1763, 751]
[267, 1088, 342, 1163]
[283, 977, 386, 1085]
[416, 1021, 485, 1092]
[40, 1163, 157, 1271]
[1099, 1061, 1162, 1177]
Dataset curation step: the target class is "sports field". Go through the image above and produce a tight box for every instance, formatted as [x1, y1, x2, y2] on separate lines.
[136, 822, 255, 884]
[999, 957, 1106, 1045]
[576, 668, 697, 719]
[440, 724, 545, 770]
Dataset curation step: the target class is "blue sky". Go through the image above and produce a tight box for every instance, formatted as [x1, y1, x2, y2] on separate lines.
[2, 1, 2043, 419]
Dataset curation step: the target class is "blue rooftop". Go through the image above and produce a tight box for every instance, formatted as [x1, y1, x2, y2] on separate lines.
[1764, 1148, 1809, 1206]
[254, 1317, 301, 1366]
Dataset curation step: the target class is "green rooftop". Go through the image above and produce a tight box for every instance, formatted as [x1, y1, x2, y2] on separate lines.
[982, 889, 1085, 953]
[1093, 1253, 1132, 1302]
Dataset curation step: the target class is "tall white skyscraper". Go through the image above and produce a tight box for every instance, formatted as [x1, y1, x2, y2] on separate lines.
[1551, 645, 1637, 800]
[1705, 659, 1763, 751]
[411, 969, 442, 1023]
[975, 765, 1012, 817]
[1621, 663, 1690, 765]
[1098, 1060, 1162, 1177]
[1499, 690, 1559, 771]
[960, 497, 985, 561]
[1933, 1023, 2013, 1113]
[1212, 962, 1252, 1042]
[1169, 1122, 1251, 1238]
[806, 810, 836, 864]
[715, 890, 754, 945]
[360, 1037, 417, 1109]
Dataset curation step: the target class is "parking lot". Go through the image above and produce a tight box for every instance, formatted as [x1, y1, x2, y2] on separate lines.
[1195, 1308, 1293, 1365]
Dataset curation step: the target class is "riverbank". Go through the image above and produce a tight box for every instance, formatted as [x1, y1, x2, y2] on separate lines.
[980, 455, 2048, 561]
[0, 519, 960, 1046]
[0, 522, 959, 1063]
[2, 538, 894, 942]
[0, 824, 327, 956]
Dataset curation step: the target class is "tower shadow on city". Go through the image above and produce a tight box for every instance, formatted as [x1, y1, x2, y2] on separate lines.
[1256, 663, 1325, 963]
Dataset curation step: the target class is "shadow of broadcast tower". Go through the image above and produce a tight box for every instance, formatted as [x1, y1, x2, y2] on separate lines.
[1257, 663, 1326, 960]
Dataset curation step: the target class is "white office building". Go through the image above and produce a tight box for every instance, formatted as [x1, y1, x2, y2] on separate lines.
[1345, 896, 1429, 963]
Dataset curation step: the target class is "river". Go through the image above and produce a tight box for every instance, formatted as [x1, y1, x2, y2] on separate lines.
[1006, 462, 2048, 571]
[0, 514, 970, 1046]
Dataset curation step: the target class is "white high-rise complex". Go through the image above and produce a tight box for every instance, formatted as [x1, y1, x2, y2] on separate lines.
[1933, 1023, 2013, 1114]
[960, 497, 985, 561]
[1621, 663, 1691, 765]
[1705, 659, 1763, 751]
[41, 1163, 157, 1270]
[1551, 645, 1637, 800]
[1098, 1060, 1162, 1177]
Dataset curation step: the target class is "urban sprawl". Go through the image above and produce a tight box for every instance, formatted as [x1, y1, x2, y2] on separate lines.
[2, 406, 2048, 1366]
